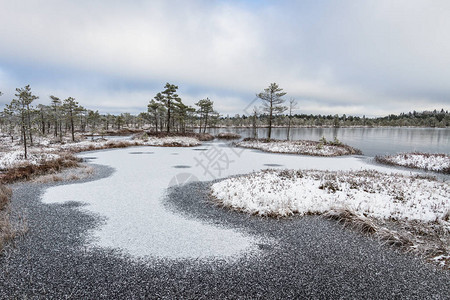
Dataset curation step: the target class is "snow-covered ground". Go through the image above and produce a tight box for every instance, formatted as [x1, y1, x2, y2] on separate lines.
[236, 139, 360, 156]
[211, 169, 449, 223]
[40, 141, 408, 259]
[0, 136, 200, 170]
[377, 153, 450, 173]
[0, 149, 60, 170]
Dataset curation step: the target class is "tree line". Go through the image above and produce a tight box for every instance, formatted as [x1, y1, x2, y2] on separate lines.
[0, 85, 142, 158]
[219, 108, 450, 129]
[0, 84, 221, 158]
[0, 83, 447, 158]
[146, 83, 219, 134]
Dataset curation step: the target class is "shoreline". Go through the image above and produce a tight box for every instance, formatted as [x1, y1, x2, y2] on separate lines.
[0, 163, 449, 297]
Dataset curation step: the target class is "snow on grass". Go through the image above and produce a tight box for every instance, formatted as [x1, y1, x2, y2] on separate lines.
[144, 136, 200, 147]
[236, 138, 361, 156]
[0, 150, 60, 170]
[58, 136, 200, 152]
[0, 135, 200, 174]
[216, 132, 241, 139]
[211, 169, 449, 222]
[212, 169, 450, 267]
[376, 153, 450, 174]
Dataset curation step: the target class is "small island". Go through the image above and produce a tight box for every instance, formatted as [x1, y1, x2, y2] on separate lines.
[216, 132, 241, 140]
[211, 169, 450, 268]
[376, 153, 450, 174]
[236, 137, 362, 156]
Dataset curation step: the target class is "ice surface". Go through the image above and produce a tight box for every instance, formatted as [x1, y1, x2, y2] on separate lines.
[41, 141, 415, 259]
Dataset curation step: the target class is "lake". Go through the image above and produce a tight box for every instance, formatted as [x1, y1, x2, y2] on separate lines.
[39, 127, 449, 260]
[206, 127, 450, 157]
[41, 141, 411, 260]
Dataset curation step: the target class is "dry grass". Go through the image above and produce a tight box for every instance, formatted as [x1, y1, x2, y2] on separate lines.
[0, 153, 81, 184]
[33, 165, 94, 184]
[324, 209, 377, 234]
[216, 132, 242, 140]
[324, 208, 449, 269]
[69, 141, 141, 153]
[238, 138, 362, 156]
[0, 185, 12, 212]
[212, 169, 449, 269]
[0, 184, 26, 254]
[146, 131, 215, 141]
[375, 152, 450, 174]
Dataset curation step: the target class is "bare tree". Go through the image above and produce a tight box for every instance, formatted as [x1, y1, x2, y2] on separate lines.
[252, 106, 259, 139]
[287, 98, 298, 140]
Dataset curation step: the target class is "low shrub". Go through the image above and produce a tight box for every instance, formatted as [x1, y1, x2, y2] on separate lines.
[146, 131, 214, 141]
[0, 154, 81, 184]
[0, 184, 13, 253]
[0, 185, 12, 211]
[216, 132, 241, 140]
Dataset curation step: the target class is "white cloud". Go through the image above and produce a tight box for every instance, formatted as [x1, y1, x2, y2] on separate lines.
[0, 0, 449, 116]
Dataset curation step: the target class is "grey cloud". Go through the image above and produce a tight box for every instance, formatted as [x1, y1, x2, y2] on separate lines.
[0, 0, 448, 116]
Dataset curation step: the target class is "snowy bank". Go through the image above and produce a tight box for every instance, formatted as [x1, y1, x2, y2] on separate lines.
[236, 138, 361, 156]
[211, 169, 450, 267]
[216, 132, 241, 140]
[0, 136, 201, 182]
[376, 153, 450, 174]
[211, 169, 449, 222]
[0, 150, 60, 170]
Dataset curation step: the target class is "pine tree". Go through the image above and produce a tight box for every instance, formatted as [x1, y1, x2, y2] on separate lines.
[148, 99, 161, 132]
[154, 83, 181, 133]
[10, 86, 38, 158]
[195, 98, 214, 133]
[63, 97, 79, 142]
[257, 83, 287, 139]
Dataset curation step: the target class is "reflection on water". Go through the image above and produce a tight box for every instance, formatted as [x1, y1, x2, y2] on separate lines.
[207, 127, 450, 156]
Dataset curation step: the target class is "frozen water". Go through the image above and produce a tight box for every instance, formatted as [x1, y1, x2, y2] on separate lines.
[41, 141, 414, 259]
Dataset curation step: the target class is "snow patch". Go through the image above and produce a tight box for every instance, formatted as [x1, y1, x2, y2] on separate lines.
[0, 150, 60, 169]
[378, 153, 449, 173]
[236, 139, 360, 156]
[211, 169, 450, 223]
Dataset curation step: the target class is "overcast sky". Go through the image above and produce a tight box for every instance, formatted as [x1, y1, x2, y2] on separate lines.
[0, 0, 449, 117]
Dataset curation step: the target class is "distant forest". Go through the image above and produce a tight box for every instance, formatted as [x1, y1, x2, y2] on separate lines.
[1, 84, 448, 148]
[221, 109, 450, 128]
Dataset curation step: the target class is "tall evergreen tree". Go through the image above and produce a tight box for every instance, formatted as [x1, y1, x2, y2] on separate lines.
[50, 95, 62, 139]
[195, 98, 214, 133]
[257, 83, 287, 139]
[148, 99, 161, 132]
[63, 97, 79, 142]
[11, 85, 39, 158]
[154, 83, 181, 133]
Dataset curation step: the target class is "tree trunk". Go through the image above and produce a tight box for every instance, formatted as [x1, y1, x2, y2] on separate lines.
[167, 101, 171, 133]
[287, 116, 291, 140]
[203, 113, 208, 134]
[41, 113, 46, 135]
[22, 113, 28, 159]
[26, 104, 33, 146]
[70, 111, 75, 142]
[54, 118, 58, 137]
[59, 122, 63, 141]
[268, 110, 273, 140]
